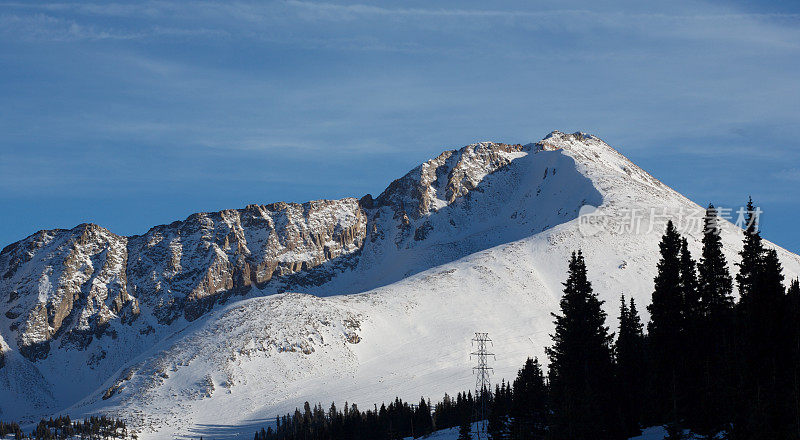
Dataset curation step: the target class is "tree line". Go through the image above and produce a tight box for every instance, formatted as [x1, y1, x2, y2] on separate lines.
[0, 415, 132, 440]
[255, 198, 800, 440]
[0, 421, 24, 440]
[253, 398, 437, 440]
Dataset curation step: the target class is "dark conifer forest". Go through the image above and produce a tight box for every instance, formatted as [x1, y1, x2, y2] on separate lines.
[252, 199, 800, 440]
[0, 416, 131, 440]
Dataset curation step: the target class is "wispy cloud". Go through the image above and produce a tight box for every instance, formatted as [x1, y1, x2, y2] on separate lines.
[0, 14, 141, 41]
[2, 1, 799, 50]
[775, 168, 800, 181]
[0, 13, 227, 41]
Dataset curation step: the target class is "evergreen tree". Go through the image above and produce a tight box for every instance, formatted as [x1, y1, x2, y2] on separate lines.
[735, 245, 789, 439]
[546, 251, 618, 440]
[698, 205, 734, 317]
[487, 382, 511, 440]
[433, 394, 457, 430]
[616, 295, 646, 436]
[677, 237, 706, 432]
[487, 400, 505, 440]
[789, 278, 800, 305]
[692, 204, 735, 437]
[646, 220, 685, 423]
[724, 198, 796, 438]
[414, 397, 433, 437]
[679, 238, 701, 327]
[508, 358, 547, 440]
[736, 197, 763, 307]
[458, 419, 472, 440]
[788, 279, 800, 359]
[788, 278, 800, 439]
[488, 380, 516, 440]
[628, 298, 644, 342]
[465, 391, 475, 424]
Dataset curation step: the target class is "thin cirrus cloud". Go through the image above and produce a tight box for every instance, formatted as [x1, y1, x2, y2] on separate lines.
[0, 0, 799, 252]
[0, 14, 141, 41]
[0, 13, 227, 42]
[775, 168, 800, 182]
[1, 1, 799, 51]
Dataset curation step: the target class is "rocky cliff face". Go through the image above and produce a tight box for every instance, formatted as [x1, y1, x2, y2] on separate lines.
[374, 142, 529, 219]
[0, 141, 523, 365]
[1, 199, 368, 363]
[0, 224, 134, 361]
[126, 199, 368, 324]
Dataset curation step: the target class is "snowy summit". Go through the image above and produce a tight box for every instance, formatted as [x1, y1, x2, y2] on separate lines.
[1, 131, 798, 439]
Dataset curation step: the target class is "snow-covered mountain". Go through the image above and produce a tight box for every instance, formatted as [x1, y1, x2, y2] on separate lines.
[1, 131, 798, 439]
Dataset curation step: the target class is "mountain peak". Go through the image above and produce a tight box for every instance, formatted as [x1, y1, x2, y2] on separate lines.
[536, 130, 601, 152]
[2, 132, 800, 436]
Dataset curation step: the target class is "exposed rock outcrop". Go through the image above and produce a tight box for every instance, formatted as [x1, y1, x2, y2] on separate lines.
[0, 141, 530, 364]
[126, 199, 368, 323]
[375, 142, 527, 219]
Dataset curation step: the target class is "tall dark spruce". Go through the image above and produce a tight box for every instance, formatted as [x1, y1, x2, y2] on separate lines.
[679, 237, 701, 328]
[615, 294, 646, 437]
[678, 236, 707, 432]
[788, 278, 800, 440]
[736, 197, 763, 306]
[733, 199, 791, 439]
[507, 358, 547, 440]
[691, 204, 736, 437]
[487, 380, 512, 440]
[646, 220, 685, 424]
[698, 205, 735, 317]
[546, 251, 618, 440]
[413, 398, 434, 438]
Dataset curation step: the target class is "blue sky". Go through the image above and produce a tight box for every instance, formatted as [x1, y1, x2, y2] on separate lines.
[1, 0, 798, 253]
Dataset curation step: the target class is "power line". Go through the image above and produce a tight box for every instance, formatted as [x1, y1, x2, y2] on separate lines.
[471, 332, 495, 440]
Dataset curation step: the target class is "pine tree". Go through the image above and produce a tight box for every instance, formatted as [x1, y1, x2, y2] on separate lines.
[488, 381, 512, 440]
[646, 220, 685, 424]
[677, 237, 706, 432]
[725, 198, 796, 438]
[679, 238, 701, 327]
[788, 278, 800, 439]
[413, 397, 433, 437]
[616, 294, 646, 436]
[698, 205, 734, 317]
[465, 391, 474, 424]
[736, 197, 763, 308]
[487, 401, 506, 440]
[735, 244, 789, 439]
[546, 251, 618, 440]
[458, 418, 472, 440]
[509, 357, 547, 440]
[628, 298, 644, 341]
[788, 278, 800, 360]
[692, 204, 735, 437]
[789, 278, 800, 305]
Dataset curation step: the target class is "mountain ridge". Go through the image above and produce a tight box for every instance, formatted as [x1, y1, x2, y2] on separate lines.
[1, 131, 799, 438]
[0, 137, 555, 369]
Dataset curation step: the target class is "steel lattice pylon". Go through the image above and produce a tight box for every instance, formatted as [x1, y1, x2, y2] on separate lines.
[471, 332, 495, 440]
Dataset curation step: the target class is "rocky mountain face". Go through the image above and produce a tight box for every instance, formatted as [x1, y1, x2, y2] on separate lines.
[373, 142, 528, 219]
[1, 225, 133, 362]
[0, 199, 367, 362]
[0, 141, 526, 366]
[3, 131, 798, 434]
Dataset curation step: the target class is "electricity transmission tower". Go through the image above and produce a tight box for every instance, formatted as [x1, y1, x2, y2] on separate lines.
[471, 332, 495, 440]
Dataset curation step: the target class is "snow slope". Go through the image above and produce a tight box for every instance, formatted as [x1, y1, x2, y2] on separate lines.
[2, 131, 799, 439]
